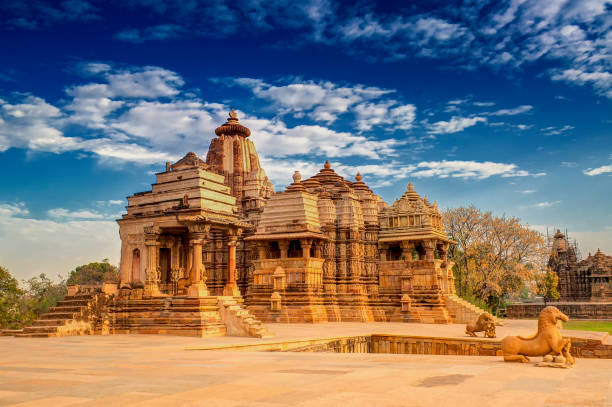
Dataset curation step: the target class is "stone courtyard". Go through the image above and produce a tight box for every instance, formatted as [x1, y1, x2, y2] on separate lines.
[1, 321, 611, 407]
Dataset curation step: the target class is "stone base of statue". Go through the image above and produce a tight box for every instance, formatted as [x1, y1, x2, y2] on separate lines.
[536, 354, 573, 369]
[223, 282, 241, 297]
[187, 281, 209, 298]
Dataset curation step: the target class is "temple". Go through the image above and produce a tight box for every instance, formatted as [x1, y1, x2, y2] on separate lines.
[549, 230, 612, 301]
[17, 110, 488, 338]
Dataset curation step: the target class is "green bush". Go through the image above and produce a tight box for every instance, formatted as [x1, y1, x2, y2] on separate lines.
[67, 259, 119, 285]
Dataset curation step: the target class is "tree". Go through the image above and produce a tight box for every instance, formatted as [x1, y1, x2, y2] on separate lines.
[537, 269, 560, 305]
[67, 259, 119, 286]
[443, 206, 548, 313]
[0, 266, 25, 329]
[22, 274, 68, 319]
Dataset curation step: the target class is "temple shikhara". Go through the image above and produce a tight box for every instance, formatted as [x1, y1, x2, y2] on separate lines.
[18, 111, 488, 338]
[548, 230, 612, 301]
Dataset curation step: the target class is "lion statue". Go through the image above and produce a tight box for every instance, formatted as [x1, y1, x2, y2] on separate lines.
[466, 313, 496, 338]
[501, 306, 575, 364]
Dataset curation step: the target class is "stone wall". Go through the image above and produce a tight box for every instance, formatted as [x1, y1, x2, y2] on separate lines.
[506, 302, 612, 319]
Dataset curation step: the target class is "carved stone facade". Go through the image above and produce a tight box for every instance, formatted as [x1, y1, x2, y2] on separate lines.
[549, 230, 612, 302]
[116, 110, 477, 325]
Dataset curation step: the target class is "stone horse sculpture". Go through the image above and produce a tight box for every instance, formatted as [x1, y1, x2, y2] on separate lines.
[501, 306, 575, 364]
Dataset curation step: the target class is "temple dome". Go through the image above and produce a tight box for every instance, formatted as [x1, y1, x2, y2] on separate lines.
[215, 110, 251, 138]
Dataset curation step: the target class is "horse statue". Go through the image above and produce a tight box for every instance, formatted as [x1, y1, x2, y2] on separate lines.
[501, 306, 575, 364]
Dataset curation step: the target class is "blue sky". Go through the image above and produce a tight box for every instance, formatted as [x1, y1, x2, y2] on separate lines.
[0, 0, 611, 280]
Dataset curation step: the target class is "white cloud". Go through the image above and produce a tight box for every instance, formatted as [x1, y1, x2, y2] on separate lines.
[68, 65, 184, 99]
[541, 125, 574, 136]
[473, 101, 495, 107]
[518, 190, 536, 194]
[229, 77, 415, 131]
[561, 161, 577, 167]
[0, 202, 29, 217]
[47, 208, 107, 219]
[487, 105, 533, 116]
[584, 164, 612, 176]
[232, 77, 392, 124]
[533, 201, 562, 208]
[411, 160, 542, 179]
[428, 116, 487, 134]
[244, 117, 403, 160]
[353, 101, 416, 131]
[0, 95, 74, 153]
[551, 69, 612, 98]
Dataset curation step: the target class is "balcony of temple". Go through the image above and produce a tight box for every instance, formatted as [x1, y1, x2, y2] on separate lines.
[377, 182, 455, 324]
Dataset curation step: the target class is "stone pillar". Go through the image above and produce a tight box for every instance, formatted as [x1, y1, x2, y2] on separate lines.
[379, 245, 388, 262]
[223, 234, 241, 297]
[144, 226, 161, 297]
[279, 241, 289, 259]
[423, 240, 435, 261]
[401, 241, 415, 261]
[119, 238, 131, 288]
[187, 224, 210, 298]
[171, 237, 181, 285]
[300, 239, 312, 258]
[313, 242, 322, 258]
[257, 242, 267, 260]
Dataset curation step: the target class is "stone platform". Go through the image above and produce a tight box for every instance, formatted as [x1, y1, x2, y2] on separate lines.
[1, 325, 612, 407]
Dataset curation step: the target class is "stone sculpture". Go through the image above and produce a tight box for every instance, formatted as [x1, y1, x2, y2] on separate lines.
[465, 313, 496, 338]
[501, 306, 575, 365]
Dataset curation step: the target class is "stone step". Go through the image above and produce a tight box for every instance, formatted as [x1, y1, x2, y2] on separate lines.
[49, 305, 83, 313]
[15, 332, 56, 338]
[23, 326, 60, 334]
[32, 319, 70, 327]
[40, 312, 78, 320]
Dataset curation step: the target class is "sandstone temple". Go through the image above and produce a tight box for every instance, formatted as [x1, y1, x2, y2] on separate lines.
[548, 230, 612, 301]
[17, 111, 487, 338]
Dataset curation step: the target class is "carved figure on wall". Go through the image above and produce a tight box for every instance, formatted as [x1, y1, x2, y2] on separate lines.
[465, 313, 496, 338]
[501, 306, 575, 365]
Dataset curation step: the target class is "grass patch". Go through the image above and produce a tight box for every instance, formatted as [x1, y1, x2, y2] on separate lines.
[562, 321, 612, 335]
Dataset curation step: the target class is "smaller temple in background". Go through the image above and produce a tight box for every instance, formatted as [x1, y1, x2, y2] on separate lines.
[549, 230, 612, 302]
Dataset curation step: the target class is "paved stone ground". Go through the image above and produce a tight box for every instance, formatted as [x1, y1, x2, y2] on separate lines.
[1, 321, 611, 406]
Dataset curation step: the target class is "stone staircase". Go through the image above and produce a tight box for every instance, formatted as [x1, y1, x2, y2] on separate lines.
[217, 297, 270, 338]
[410, 288, 452, 324]
[16, 293, 100, 338]
[444, 294, 492, 324]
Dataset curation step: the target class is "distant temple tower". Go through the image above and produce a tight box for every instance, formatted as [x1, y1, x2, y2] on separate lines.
[548, 229, 612, 301]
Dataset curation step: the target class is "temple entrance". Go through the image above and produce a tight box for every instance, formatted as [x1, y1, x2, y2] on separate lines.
[159, 248, 171, 284]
